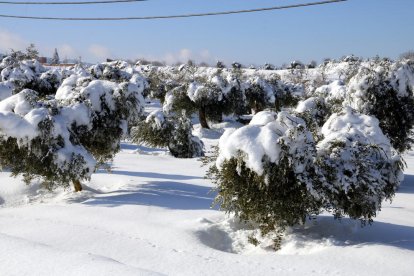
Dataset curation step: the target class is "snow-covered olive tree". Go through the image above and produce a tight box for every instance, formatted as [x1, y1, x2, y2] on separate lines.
[244, 75, 276, 114]
[161, 66, 250, 128]
[0, 89, 95, 191]
[207, 107, 404, 249]
[56, 72, 145, 166]
[144, 66, 180, 102]
[346, 59, 414, 152]
[220, 67, 247, 118]
[208, 111, 322, 248]
[89, 61, 131, 82]
[163, 70, 229, 129]
[310, 80, 346, 113]
[294, 96, 332, 140]
[0, 56, 61, 97]
[304, 58, 414, 153]
[316, 107, 403, 221]
[186, 78, 225, 128]
[274, 81, 303, 111]
[0, 62, 146, 192]
[131, 110, 204, 158]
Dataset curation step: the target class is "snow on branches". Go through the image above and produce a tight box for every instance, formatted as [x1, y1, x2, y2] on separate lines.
[131, 110, 204, 158]
[0, 56, 146, 191]
[210, 107, 403, 248]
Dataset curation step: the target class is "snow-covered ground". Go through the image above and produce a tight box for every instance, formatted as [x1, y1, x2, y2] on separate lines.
[1, 130, 414, 275]
[0, 55, 414, 276]
[1, 142, 413, 275]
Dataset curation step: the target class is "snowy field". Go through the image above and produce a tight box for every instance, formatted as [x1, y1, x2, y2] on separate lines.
[0, 56, 414, 275]
[0, 125, 413, 276]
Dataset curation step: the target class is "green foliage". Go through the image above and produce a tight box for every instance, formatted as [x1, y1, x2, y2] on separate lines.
[168, 115, 204, 158]
[317, 140, 404, 223]
[364, 84, 414, 153]
[8, 50, 27, 62]
[0, 119, 90, 189]
[148, 69, 179, 103]
[51, 48, 60, 65]
[206, 108, 404, 250]
[295, 97, 331, 141]
[73, 116, 122, 166]
[223, 85, 247, 117]
[131, 111, 204, 158]
[244, 75, 279, 114]
[209, 152, 321, 249]
[0, 55, 59, 97]
[21, 78, 58, 98]
[74, 85, 138, 165]
[245, 83, 269, 114]
[348, 61, 414, 153]
[26, 44, 39, 60]
[164, 84, 197, 115]
[275, 83, 302, 111]
[207, 117, 323, 249]
[165, 80, 227, 129]
[89, 61, 132, 83]
[130, 114, 171, 149]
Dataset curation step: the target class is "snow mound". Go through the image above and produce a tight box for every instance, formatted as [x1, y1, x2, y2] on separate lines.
[319, 106, 392, 153]
[145, 110, 165, 129]
[195, 216, 275, 254]
[216, 111, 311, 175]
[195, 216, 345, 255]
[314, 80, 346, 102]
[195, 213, 414, 257]
[0, 232, 164, 276]
[249, 110, 277, 126]
[0, 90, 48, 140]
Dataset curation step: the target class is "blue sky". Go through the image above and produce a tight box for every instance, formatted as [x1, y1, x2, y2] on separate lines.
[0, 0, 413, 65]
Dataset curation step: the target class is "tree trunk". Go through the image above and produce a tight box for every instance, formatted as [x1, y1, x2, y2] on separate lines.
[275, 100, 282, 112]
[73, 180, 83, 192]
[199, 107, 210, 129]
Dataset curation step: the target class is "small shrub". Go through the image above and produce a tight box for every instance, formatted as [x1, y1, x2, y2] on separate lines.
[346, 59, 414, 152]
[208, 112, 321, 249]
[131, 110, 204, 158]
[207, 108, 404, 249]
[316, 107, 403, 222]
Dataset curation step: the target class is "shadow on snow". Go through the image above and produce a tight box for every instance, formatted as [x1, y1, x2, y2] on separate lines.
[101, 170, 204, 181]
[83, 181, 217, 211]
[120, 143, 166, 153]
[398, 174, 414, 194]
[82, 169, 414, 251]
[196, 216, 414, 253]
[289, 216, 414, 251]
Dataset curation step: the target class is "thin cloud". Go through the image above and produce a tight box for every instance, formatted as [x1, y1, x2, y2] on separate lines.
[59, 44, 79, 59]
[88, 44, 112, 61]
[163, 48, 217, 65]
[0, 29, 27, 53]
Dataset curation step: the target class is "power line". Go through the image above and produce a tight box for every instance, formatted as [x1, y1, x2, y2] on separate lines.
[0, 0, 146, 4]
[0, 0, 347, 21]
